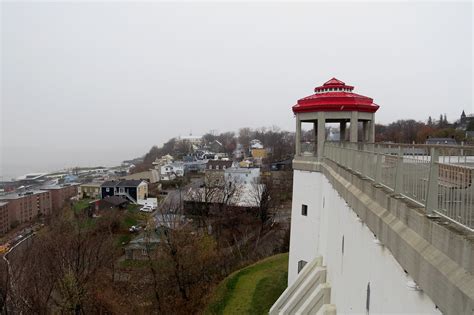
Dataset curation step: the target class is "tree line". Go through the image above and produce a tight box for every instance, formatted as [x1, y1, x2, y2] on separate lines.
[375, 114, 469, 144]
[132, 114, 471, 173]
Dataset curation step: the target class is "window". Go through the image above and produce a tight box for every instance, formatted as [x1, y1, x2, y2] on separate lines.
[342, 235, 345, 255]
[366, 282, 371, 313]
[301, 204, 308, 216]
[297, 260, 307, 273]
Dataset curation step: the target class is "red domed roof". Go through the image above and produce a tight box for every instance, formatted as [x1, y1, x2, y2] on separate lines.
[292, 78, 379, 114]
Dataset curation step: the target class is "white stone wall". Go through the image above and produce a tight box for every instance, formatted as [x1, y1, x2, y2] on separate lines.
[288, 169, 442, 314]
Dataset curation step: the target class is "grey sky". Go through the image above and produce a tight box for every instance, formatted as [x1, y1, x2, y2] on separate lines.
[1, 1, 472, 179]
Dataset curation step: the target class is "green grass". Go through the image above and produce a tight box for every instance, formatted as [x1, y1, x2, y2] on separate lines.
[206, 253, 288, 315]
[127, 203, 140, 212]
[122, 205, 147, 228]
[117, 234, 132, 245]
[73, 199, 91, 213]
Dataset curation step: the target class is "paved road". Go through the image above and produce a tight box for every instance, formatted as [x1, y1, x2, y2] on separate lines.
[2, 232, 35, 310]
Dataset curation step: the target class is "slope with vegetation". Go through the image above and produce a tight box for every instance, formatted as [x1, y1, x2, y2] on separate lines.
[206, 253, 288, 315]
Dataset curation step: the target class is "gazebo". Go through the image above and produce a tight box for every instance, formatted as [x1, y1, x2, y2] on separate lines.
[292, 78, 380, 159]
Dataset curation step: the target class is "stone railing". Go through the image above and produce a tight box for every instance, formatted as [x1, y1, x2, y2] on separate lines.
[324, 142, 474, 231]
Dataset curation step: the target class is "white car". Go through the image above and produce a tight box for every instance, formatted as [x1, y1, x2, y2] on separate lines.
[139, 205, 153, 212]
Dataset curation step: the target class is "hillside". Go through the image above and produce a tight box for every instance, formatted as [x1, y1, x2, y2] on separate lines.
[205, 253, 288, 315]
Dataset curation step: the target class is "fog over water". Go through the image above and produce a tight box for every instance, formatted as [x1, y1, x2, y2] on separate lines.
[1, 2, 472, 179]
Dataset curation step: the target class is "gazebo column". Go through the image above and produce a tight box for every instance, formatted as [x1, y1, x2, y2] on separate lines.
[369, 116, 375, 143]
[340, 121, 346, 141]
[295, 115, 301, 156]
[317, 112, 326, 159]
[313, 121, 318, 156]
[362, 121, 369, 142]
[350, 111, 358, 143]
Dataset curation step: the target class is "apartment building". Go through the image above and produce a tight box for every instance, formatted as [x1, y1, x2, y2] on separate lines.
[0, 190, 52, 226]
[41, 183, 80, 212]
[0, 202, 9, 235]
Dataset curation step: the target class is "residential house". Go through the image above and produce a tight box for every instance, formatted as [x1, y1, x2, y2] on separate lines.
[239, 160, 254, 168]
[184, 182, 264, 213]
[460, 110, 474, 128]
[208, 140, 224, 153]
[152, 155, 174, 169]
[101, 180, 148, 204]
[251, 148, 267, 159]
[206, 160, 233, 172]
[79, 182, 103, 199]
[124, 231, 162, 260]
[184, 160, 208, 173]
[122, 169, 160, 184]
[125, 216, 188, 260]
[41, 183, 80, 212]
[250, 139, 263, 149]
[0, 190, 52, 227]
[160, 162, 185, 181]
[425, 137, 457, 145]
[224, 167, 260, 186]
[178, 135, 202, 146]
[204, 160, 233, 186]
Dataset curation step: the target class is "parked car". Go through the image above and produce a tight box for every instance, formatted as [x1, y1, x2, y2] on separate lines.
[139, 205, 153, 212]
[129, 225, 141, 233]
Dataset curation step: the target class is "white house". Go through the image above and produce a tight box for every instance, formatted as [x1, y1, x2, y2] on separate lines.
[160, 162, 185, 181]
[250, 139, 263, 149]
[224, 167, 260, 186]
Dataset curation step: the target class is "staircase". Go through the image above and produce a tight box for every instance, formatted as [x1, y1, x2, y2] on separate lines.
[270, 256, 336, 315]
[115, 191, 137, 204]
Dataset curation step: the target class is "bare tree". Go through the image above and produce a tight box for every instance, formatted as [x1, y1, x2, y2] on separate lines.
[249, 178, 272, 228]
[7, 210, 121, 313]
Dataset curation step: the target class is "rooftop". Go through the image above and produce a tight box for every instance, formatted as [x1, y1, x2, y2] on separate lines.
[102, 180, 145, 187]
[101, 195, 128, 206]
[292, 77, 379, 114]
[41, 183, 81, 190]
[0, 190, 49, 200]
[80, 182, 103, 187]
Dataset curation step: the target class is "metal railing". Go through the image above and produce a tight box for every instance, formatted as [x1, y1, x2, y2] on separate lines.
[324, 142, 474, 231]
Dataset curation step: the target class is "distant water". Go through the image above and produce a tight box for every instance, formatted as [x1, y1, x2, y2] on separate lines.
[1, 162, 76, 180]
[0, 160, 121, 181]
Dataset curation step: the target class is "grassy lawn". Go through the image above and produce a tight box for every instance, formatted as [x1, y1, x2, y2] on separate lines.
[117, 234, 132, 245]
[122, 205, 148, 228]
[73, 199, 91, 213]
[205, 253, 288, 315]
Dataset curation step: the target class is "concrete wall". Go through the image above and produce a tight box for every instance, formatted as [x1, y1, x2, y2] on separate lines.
[289, 169, 443, 314]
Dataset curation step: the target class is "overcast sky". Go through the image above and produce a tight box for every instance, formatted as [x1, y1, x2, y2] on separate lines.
[1, 1, 473, 179]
